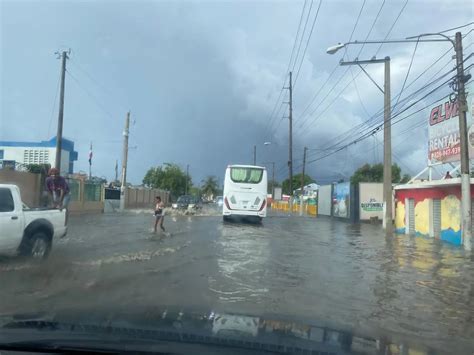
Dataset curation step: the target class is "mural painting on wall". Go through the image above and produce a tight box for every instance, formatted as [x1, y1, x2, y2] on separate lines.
[333, 182, 350, 218]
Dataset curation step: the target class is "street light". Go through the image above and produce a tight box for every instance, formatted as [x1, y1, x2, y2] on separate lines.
[327, 31, 471, 250]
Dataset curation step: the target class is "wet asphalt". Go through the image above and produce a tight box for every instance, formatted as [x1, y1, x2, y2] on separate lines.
[0, 206, 473, 353]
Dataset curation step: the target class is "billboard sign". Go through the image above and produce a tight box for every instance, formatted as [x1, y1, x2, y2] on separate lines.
[428, 84, 473, 163]
[332, 182, 350, 218]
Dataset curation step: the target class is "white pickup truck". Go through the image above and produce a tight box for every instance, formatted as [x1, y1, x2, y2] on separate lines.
[0, 184, 67, 259]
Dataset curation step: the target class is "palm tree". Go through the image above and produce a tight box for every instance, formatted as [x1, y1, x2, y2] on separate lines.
[201, 176, 219, 201]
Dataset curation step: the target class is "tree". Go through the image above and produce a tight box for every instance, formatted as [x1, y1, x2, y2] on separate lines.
[26, 163, 50, 174]
[281, 173, 314, 195]
[201, 176, 219, 200]
[350, 163, 410, 185]
[143, 163, 192, 200]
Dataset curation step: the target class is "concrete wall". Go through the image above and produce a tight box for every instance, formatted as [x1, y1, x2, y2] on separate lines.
[124, 187, 169, 209]
[0, 170, 42, 207]
[318, 185, 332, 216]
[359, 183, 383, 221]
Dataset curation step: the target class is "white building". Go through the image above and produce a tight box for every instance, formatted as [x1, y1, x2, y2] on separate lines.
[0, 136, 78, 175]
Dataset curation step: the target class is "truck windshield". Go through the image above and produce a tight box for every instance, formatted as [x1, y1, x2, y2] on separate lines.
[230, 168, 263, 184]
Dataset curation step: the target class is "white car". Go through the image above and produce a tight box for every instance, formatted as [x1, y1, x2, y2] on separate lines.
[0, 184, 67, 259]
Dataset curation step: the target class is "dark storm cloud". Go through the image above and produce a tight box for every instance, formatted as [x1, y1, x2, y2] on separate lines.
[1, 0, 472, 184]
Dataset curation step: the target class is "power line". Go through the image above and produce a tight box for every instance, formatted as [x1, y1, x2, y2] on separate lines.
[295, 0, 386, 129]
[298, 0, 407, 132]
[302, 73, 466, 169]
[292, 0, 314, 73]
[393, 39, 419, 110]
[264, 0, 309, 139]
[344, 0, 370, 117]
[47, 68, 62, 139]
[436, 22, 474, 34]
[301, 62, 471, 164]
[286, 0, 308, 74]
[66, 69, 117, 121]
[293, 0, 323, 86]
[69, 58, 128, 111]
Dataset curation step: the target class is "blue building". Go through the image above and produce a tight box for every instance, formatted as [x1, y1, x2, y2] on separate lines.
[0, 136, 78, 174]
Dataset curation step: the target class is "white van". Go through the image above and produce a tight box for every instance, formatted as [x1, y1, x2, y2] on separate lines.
[223, 165, 268, 221]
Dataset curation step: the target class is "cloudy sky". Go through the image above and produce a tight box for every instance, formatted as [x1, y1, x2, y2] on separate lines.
[1, 0, 472, 186]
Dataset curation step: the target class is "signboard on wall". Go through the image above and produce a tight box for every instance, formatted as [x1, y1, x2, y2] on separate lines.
[333, 182, 350, 218]
[359, 183, 383, 221]
[428, 83, 473, 163]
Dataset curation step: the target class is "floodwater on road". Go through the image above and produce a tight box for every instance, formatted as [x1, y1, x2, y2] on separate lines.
[0, 208, 473, 353]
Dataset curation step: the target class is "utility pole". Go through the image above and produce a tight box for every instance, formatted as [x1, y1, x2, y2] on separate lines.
[383, 57, 392, 235]
[115, 160, 118, 182]
[455, 31, 471, 250]
[253, 145, 257, 165]
[119, 112, 130, 211]
[299, 147, 307, 216]
[271, 162, 275, 198]
[55, 50, 68, 173]
[185, 164, 189, 195]
[288, 71, 293, 211]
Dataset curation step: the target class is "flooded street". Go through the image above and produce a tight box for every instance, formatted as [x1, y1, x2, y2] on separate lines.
[1, 209, 473, 353]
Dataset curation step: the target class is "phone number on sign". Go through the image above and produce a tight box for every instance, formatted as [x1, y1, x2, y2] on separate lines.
[430, 146, 460, 159]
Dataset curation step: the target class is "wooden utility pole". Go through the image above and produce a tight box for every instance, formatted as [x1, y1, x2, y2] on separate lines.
[119, 112, 130, 211]
[55, 51, 68, 173]
[253, 145, 257, 165]
[299, 147, 307, 216]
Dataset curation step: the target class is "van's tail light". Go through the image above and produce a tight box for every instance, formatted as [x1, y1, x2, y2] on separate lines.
[224, 197, 232, 210]
[259, 199, 266, 211]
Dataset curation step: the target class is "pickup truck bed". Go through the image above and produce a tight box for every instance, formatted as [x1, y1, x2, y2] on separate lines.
[0, 184, 67, 259]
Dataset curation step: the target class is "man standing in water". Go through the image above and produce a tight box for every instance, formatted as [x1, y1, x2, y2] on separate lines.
[154, 196, 165, 233]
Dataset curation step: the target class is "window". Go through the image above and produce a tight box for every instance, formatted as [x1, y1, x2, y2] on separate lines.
[230, 167, 263, 184]
[0, 149, 3, 160]
[0, 188, 15, 212]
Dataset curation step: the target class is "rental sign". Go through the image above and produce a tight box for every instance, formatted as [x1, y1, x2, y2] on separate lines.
[428, 84, 473, 163]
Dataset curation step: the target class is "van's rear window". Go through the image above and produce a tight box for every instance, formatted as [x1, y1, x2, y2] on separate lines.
[230, 168, 263, 184]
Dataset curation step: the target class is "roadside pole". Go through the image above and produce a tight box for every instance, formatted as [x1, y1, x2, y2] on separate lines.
[288, 71, 293, 212]
[185, 164, 189, 195]
[455, 32, 472, 250]
[253, 145, 257, 165]
[55, 50, 68, 173]
[383, 57, 392, 235]
[299, 147, 307, 216]
[119, 112, 130, 211]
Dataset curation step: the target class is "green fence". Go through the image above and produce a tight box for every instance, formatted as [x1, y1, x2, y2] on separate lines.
[68, 179, 81, 201]
[84, 182, 102, 201]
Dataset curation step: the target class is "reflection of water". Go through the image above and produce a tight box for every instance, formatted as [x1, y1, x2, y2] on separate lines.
[211, 215, 473, 353]
[210, 223, 271, 303]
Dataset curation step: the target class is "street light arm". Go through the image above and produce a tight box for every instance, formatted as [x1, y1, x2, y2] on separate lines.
[327, 37, 452, 54]
[406, 32, 455, 47]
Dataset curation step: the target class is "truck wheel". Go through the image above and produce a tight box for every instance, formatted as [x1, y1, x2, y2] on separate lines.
[22, 232, 52, 259]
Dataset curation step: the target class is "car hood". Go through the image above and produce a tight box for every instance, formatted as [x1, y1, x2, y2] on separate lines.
[0, 306, 436, 354]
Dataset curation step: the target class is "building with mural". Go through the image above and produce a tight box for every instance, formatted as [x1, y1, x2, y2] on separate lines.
[394, 179, 474, 246]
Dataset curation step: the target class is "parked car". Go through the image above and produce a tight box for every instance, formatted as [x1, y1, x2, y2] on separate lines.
[188, 196, 203, 210]
[0, 184, 67, 259]
[172, 195, 202, 210]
